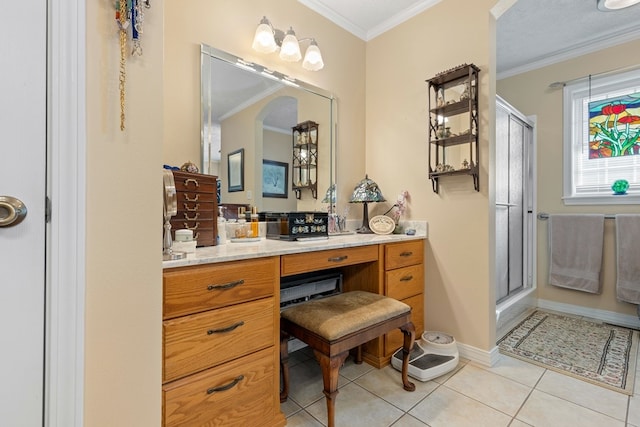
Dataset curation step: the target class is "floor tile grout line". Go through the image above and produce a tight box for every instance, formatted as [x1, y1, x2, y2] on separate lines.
[509, 367, 547, 426]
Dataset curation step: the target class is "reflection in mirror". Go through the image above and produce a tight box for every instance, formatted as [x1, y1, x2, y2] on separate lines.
[200, 44, 336, 215]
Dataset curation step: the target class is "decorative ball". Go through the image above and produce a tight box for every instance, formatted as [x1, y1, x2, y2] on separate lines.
[181, 161, 199, 174]
[612, 179, 629, 195]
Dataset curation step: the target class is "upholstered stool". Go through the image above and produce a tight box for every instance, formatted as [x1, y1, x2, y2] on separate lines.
[280, 290, 415, 427]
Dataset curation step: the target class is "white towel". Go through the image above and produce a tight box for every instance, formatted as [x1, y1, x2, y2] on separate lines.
[548, 214, 604, 293]
[616, 214, 640, 304]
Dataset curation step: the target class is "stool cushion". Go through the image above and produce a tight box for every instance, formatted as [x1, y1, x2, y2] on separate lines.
[281, 291, 410, 341]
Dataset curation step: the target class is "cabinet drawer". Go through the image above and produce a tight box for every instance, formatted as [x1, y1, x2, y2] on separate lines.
[172, 171, 217, 194]
[384, 240, 424, 270]
[385, 293, 424, 356]
[163, 347, 276, 427]
[163, 257, 278, 319]
[175, 207, 215, 221]
[176, 192, 214, 204]
[163, 297, 274, 382]
[386, 264, 424, 301]
[281, 245, 378, 276]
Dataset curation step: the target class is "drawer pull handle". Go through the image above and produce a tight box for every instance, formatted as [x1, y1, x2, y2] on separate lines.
[207, 321, 245, 335]
[183, 222, 200, 230]
[400, 251, 413, 257]
[400, 275, 414, 282]
[207, 279, 245, 291]
[183, 203, 200, 212]
[184, 212, 200, 221]
[207, 375, 244, 395]
[194, 232, 200, 240]
[328, 255, 348, 262]
[184, 178, 200, 188]
[184, 194, 199, 202]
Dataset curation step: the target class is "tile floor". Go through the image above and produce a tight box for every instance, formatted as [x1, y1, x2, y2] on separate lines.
[282, 340, 640, 426]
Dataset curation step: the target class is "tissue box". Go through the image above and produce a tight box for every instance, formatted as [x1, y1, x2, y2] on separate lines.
[266, 212, 328, 241]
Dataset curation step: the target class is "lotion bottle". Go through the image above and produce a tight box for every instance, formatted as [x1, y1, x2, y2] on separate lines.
[250, 206, 259, 238]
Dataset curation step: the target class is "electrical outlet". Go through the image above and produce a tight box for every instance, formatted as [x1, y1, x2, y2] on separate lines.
[246, 190, 252, 200]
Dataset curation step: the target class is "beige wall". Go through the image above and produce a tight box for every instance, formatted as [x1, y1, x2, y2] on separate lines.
[85, 0, 164, 425]
[498, 38, 640, 318]
[84, 0, 503, 424]
[366, 0, 497, 350]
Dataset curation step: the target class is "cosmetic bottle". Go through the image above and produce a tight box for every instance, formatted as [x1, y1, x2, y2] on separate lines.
[217, 206, 227, 245]
[250, 206, 259, 238]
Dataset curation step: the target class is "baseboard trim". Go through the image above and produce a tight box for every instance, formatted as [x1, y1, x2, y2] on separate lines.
[537, 299, 640, 330]
[457, 342, 500, 367]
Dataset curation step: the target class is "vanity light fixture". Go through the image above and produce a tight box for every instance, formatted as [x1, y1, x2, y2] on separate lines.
[597, 0, 640, 11]
[349, 175, 385, 234]
[252, 16, 325, 71]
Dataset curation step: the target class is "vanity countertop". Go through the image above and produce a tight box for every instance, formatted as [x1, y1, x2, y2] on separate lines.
[163, 223, 427, 269]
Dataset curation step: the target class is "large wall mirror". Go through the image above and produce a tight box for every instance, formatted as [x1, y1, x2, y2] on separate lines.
[201, 44, 336, 215]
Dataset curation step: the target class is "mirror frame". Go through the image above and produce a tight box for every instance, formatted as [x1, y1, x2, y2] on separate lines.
[200, 44, 337, 214]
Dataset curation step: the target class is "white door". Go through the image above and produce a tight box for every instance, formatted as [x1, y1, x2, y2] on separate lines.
[0, 0, 47, 424]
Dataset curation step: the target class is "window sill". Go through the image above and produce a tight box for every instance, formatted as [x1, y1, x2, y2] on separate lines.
[563, 194, 640, 205]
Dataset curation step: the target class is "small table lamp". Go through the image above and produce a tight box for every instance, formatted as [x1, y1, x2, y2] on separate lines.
[349, 175, 385, 233]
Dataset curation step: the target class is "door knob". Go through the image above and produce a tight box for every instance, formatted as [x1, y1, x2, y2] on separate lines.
[0, 196, 27, 227]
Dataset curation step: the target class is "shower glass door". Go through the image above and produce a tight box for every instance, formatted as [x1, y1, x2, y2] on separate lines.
[496, 97, 534, 303]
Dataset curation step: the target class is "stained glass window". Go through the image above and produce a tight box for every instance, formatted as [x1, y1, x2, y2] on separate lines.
[588, 93, 640, 159]
[563, 69, 640, 205]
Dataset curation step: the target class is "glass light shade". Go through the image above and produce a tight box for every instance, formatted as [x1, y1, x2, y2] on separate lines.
[302, 41, 324, 71]
[598, 0, 640, 10]
[252, 19, 277, 53]
[322, 184, 336, 204]
[349, 175, 385, 203]
[279, 28, 302, 62]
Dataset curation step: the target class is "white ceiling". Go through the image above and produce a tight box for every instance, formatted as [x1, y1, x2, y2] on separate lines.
[298, 0, 640, 78]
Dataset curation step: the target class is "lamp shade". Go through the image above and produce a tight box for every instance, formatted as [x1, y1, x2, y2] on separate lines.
[302, 40, 324, 71]
[349, 175, 384, 234]
[252, 17, 277, 53]
[279, 28, 302, 62]
[321, 184, 336, 204]
[349, 175, 385, 203]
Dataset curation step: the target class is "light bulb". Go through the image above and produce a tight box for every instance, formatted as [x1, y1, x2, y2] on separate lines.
[302, 40, 324, 71]
[252, 17, 277, 53]
[279, 27, 301, 62]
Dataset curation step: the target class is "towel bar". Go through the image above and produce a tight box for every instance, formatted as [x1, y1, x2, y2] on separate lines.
[537, 212, 616, 220]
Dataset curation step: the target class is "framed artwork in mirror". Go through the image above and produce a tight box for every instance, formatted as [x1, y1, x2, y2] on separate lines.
[227, 148, 244, 192]
[262, 159, 288, 198]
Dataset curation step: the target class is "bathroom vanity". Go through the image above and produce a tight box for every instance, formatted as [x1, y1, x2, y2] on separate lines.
[161, 233, 426, 426]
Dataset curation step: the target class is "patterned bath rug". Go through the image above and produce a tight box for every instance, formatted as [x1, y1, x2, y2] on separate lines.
[498, 310, 638, 394]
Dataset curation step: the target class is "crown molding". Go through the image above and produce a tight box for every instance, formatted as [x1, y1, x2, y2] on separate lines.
[298, 0, 440, 41]
[366, 0, 441, 41]
[498, 26, 640, 80]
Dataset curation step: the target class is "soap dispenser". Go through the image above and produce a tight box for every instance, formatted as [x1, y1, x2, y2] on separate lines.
[217, 206, 227, 245]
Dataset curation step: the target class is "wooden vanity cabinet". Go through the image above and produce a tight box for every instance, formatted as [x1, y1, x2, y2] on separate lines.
[361, 240, 424, 368]
[162, 257, 285, 427]
[282, 240, 426, 368]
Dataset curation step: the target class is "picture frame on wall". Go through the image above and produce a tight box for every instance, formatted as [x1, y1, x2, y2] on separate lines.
[262, 159, 288, 198]
[227, 148, 244, 192]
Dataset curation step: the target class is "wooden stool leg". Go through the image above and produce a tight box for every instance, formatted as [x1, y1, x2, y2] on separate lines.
[314, 350, 348, 427]
[279, 331, 291, 403]
[400, 322, 416, 392]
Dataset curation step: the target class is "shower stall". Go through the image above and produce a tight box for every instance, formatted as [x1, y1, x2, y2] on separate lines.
[495, 96, 536, 334]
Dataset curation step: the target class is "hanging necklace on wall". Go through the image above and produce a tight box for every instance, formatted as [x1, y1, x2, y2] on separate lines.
[117, 0, 128, 131]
